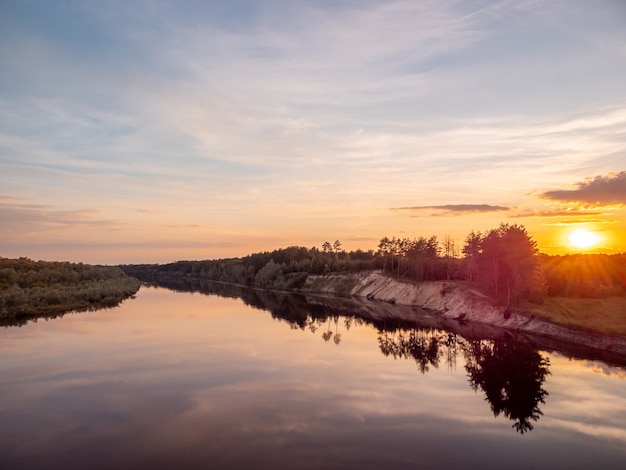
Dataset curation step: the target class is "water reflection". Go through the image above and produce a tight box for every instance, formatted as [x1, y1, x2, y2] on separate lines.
[465, 341, 550, 433]
[0, 300, 132, 328]
[2, 283, 626, 469]
[378, 329, 445, 373]
[376, 328, 551, 433]
[146, 279, 607, 434]
[155, 278, 626, 367]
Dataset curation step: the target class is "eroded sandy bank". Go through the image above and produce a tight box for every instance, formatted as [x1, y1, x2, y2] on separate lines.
[301, 270, 626, 356]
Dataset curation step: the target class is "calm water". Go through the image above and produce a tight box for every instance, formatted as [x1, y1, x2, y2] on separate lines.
[1, 285, 625, 469]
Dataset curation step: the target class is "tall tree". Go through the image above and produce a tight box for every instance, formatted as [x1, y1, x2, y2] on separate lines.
[443, 235, 456, 281]
[463, 231, 482, 282]
[377, 237, 391, 273]
[322, 241, 333, 272]
[407, 236, 439, 281]
[333, 240, 343, 266]
[475, 224, 544, 306]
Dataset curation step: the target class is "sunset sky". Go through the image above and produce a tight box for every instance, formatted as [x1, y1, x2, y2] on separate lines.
[1, 0, 625, 264]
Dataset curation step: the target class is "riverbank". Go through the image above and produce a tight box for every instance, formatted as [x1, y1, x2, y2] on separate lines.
[300, 270, 626, 356]
[0, 258, 141, 322]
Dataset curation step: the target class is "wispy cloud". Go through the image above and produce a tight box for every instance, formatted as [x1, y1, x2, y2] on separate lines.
[0, 200, 122, 235]
[544, 218, 616, 226]
[512, 209, 605, 218]
[391, 204, 510, 216]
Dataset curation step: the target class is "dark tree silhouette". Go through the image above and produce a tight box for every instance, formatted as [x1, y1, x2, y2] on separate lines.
[443, 235, 456, 281]
[462, 230, 482, 282]
[407, 236, 439, 281]
[377, 237, 392, 273]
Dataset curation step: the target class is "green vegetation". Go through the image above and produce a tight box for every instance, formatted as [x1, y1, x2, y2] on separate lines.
[541, 253, 626, 298]
[523, 253, 626, 336]
[121, 245, 382, 290]
[379, 224, 546, 306]
[0, 257, 140, 322]
[522, 296, 626, 336]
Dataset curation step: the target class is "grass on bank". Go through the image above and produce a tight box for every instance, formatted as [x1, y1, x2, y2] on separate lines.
[522, 296, 626, 337]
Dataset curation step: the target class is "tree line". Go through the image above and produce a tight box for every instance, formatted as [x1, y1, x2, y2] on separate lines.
[121, 223, 626, 305]
[541, 253, 626, 298]
[0, 257, 140, 322]
[121, 244, 382, 291]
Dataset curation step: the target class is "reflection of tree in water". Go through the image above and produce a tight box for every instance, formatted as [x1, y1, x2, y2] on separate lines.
[464, 341, 550, 434]
[322, 317, 334, 342]
[333, 317, 342, 344]
[318, 316, 344, 344]
[378, 329, 450, 373]
[444, 332, 460, 371]
[378, 328, 551, 433]
[284, 297, 552, 433]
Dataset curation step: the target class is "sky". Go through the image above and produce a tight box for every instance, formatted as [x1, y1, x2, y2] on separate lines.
[1, 0, 625, 264]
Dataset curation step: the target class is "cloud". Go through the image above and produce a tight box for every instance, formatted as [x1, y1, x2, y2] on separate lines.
[545, 219, 616, 226]
[0, 195, 26, 201]
[512, 209, 604, 218]
[0, 200, 122, 236]
[540, 171, 626, 206]
[391, 204, 510, 216]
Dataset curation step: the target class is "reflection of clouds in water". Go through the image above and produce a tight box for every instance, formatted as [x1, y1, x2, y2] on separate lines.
[550, 353, 626, 380]
[2, 287, 626, 468]
[585, 361, 626, 379]
[542, 354, 626, 446]
[0, 369, 498, 468]
[547, 418, 626, 444]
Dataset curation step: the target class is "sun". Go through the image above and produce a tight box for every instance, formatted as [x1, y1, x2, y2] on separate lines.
[568, 229, 600, 250]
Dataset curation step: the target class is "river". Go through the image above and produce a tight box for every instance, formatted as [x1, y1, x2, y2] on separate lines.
[1, 285, 625, 469]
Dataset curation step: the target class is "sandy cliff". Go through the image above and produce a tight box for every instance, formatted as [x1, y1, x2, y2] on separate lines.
[302, 270, 626, 356]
